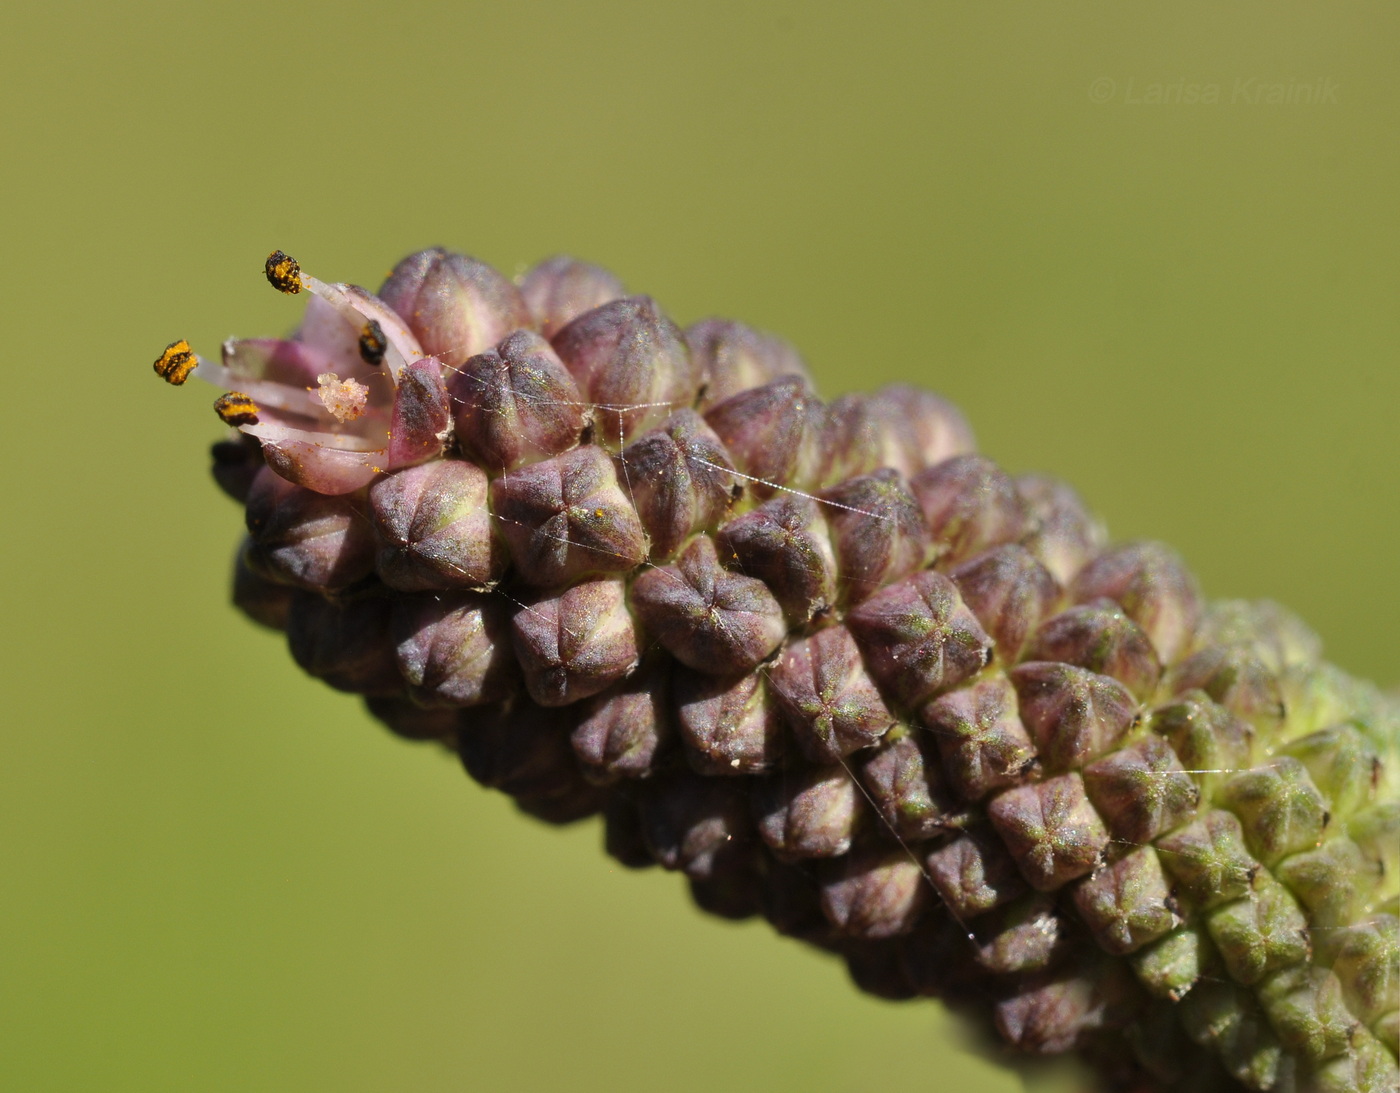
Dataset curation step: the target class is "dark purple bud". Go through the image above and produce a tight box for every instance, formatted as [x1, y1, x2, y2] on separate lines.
[751, 764, 863, 860]
[232, 542, 294, 630]
[703, 375, 823, 497]
[1071, 542, 1202, 664]
[1165, 644, 1284, 730]
[924, 825, 1028, 919]
[685, 318, 810, 410]
[603, 795, 655, 869]
[552, 295, 697, 446]
[369, 460, 501, 591]
[1221, 757, 1330, 865]
[842, 938, 918, 1001]
[377, 247, 531, 367]
[510, 578, 638, 707]
[448, 330, 589, 472]
[919, 675, 1037, 801]
[687, 843, 764, 921]
[391, 591, 516, 707]
[489, 446, 648, 587]
[363, 695, 461, 745]
[1007, 662, 1138, 772]
[853, 724, 966, 842]
[457, 702, 582, 800]
[948, 544, 1061, 664]
[1149, 690, 1254, 795]
[1072, 847, 1180, 956]
[674, 667, 785, 776]
[616, 410, 737, 560]
[910, 454, 1029, 567]
[1154, 811, 1261, 910]
[286, 590, 401, 695]
[820, 469, 930, 604]
[629, 535, 786, 676]
[994, 972, 1107, 1054]
[637, 772, 753, 879]
[514, 778, 608, 826]
[1206, 876, 1310, 986]
[519, 256, 625, 339]
[846, 570, 992, 709]
[987, 772, 1110, 891]
[1015, 473, 1107, 585]
[1027, 600, 1161, 699]
[713, 495, 838, 625]
[767, 625, 896, 762]
[387, 358, 452, 470]
[210, 435, 263, 503]
[819, 845, 929, 939]
[759, 857, 841, 947]
[570, 657, 673, 783]
[1082, 735, 1198, 845]
[971, 895, 1070, 974]
[244, 466, 375, 592]
[899, 910, 982, 1001]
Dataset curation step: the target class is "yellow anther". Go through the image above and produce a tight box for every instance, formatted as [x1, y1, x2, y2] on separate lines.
[213, 391, 260, 426]
[264, 250, 302, 294]
[153, 339, 197, 385]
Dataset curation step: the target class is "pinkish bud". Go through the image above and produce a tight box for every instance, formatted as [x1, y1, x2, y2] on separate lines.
[1008, 662, 1139, 772]
[552, 296, 697, 445]
[1071, 847, 1179, 955]
[1082, 735, 1198, 845]
[378, 248, 531, 367]
[920, 675, 1037, 801]
[616, 410, 737, 561]
[819, 845, 930, 939]
[570, 657, 673, 783]
[510, 578, 639, 707]
[1071, 542, 1202, 664]
[210, 436, 263, 503]
[767, 625, 897, 762]
[369, 460, 501, 591]
[751, 764, 863, 860]
[713, 495, 838, 626]
[924, 826, 1028, 920]
[489, 446, 648, 588]
[391, 591, 517, 707]
[820, 387, 976, 486]
[685, 318, 810, 409]
[948, 544, 1061, 664]
[1015, 473, 1107, 585]
[519, 256, 625, 339]
[674, 667, 786, 776]
[387, 358, 452, 470]
[629, 535, 787, 677]
[244, 466, 375, 592]
[910, 454, 1029, 567]
[1026, 600, 1161, 700]
[448, 330, 589, 472]
[820, 469, 931, 604]
[970, 895, 1069, 974]
[853, 723, 966, 842]
[703, 375, 823, 497]
[987, 772, 1111, 891]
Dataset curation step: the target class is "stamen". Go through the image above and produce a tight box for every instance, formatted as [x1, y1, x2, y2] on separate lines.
[213, 392, 260, 426]
[358, 320, 387, 366]
[264, 250, 303, 294]
[153, 339, 198, 385]
[315, 372, 369, 422]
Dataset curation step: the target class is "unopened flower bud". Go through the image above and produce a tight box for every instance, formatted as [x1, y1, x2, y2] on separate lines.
[687, 843, 764, 921]
[457, 702, 582, 801]
[674, 667, 785, 776]
[1015, 473, 1107, 585]
[377, 248, 531, 367]
[391, 591, 516, 707]
[552, 296, 697, 445]
[948, 544, 1061, 664]
[767, 624, 896, 762]
[510, 577, 638, 707]
[1008, 662, 1139, 772]
[629, 535, 786, 676]
[846, 570, 992, 709]
[685, 318, 809, 410]
[637, 772, 753, 879]
[1072, 847, 1180, 956]
[713, 495, 838, 625]
[1027, 600, 1161, 700]
[448, 330, 589, 472]
[820, 387, 976, 486]
[363, 695, 461, 745]
[286, 590, 400, 695]
[1082, 735, 1198, 845]
[1153, 811, 1261, 911]
[1149, 690, 1254, 796]
[210, 435, 264, 503]
[1071, 541, 1202, 664]
[616, 410, 737, 560]
[603, 794, 655, 869]
[987, 772, 1110, 891]
[911, 454, 1030, 567]
[386, 358, 452, 470]
[820, 469, 930, 604]
[519, 256, 625, 339]
[994, 971, 1108, 1055]
[920, 674, 1037, 801]
[751, 764, 862, 860]
[853, 723, 965, 841]
[489, 446, 648, 587]
[819, 845, 929, 939]
[924, 825, 1028, 919]
[971, 894, 1070, 974]
[1221, 757, 1330, 866]
[703, 374, 823, 497]
[570, 657, 673, 783]
[369, 460, 501, 591]
[244, 467, 374, 592]
[232, 542, 295, 630]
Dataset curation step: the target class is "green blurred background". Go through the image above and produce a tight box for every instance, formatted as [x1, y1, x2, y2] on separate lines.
[2, 3, 1396, 1090]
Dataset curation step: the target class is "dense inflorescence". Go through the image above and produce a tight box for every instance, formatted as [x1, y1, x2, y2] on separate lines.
[159, 248, 1398, 1093]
